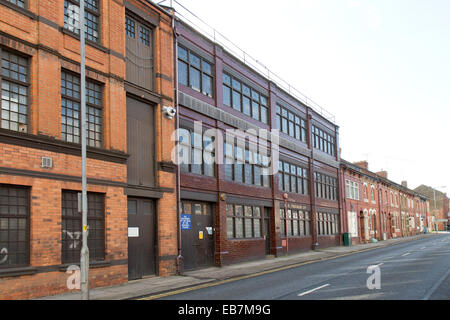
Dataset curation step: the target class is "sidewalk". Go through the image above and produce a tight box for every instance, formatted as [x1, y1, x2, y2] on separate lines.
[36, 233, 438, 300]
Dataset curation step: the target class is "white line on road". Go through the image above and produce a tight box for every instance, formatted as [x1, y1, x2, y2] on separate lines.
[298, 284, 330, 297]
[402, 253, 411, 257]
[420, 247, 426, 249]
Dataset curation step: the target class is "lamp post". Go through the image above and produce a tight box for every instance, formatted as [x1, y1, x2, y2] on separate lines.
[79, 0, 89, 300]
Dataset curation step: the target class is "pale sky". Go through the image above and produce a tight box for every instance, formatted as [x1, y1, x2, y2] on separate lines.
[166, 0, 450, 195]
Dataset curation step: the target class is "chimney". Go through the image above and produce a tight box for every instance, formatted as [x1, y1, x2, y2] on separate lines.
[353, 161, 368, 170]
[377, 170, 388, 179]
[401, 181, 408, 188]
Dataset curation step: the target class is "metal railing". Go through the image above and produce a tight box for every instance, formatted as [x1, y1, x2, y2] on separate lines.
[157, 0, 336, 124]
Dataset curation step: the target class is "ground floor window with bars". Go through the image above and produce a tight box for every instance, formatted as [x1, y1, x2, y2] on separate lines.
[280, 208, 311, 237]
[226, 204, 262, 239]
[0, 185, 29, 269]
[61, 190, 105, 264]
[317, 212, 339, 236]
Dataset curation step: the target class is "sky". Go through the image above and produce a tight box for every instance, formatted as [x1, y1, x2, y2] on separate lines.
[165, 0, 450, 195]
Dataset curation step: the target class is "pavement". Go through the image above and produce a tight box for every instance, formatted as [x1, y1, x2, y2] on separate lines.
[36, 232, 441, 300]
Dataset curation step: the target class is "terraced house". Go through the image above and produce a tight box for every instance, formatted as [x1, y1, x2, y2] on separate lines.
[340, 160, 430, 245]
[0, 0, 176, 299]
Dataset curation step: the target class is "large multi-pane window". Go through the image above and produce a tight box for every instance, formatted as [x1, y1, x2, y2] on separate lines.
[275, 105, 307, 143]
[178, 127, 215, 177]
[345, 179, 360, 200]
[1, 50, 29, 133]
[280, 208, 311, 237]
[178, 46, 213, 98]
[226, 204, 261, 239]
[317, 212, 339, 236]
[64, 0, 100, 43]
[278, 160, 309, 195]
[314, 172, 337, 200]
[222, 73, 269, 124]
[0, 185, 29, 269]
[224, 140, 270, 187]
[5, 0, 26, 8]
[61, 191, 105, 264]
[312, 125, 335, 156]
[61, 71, 103, 147]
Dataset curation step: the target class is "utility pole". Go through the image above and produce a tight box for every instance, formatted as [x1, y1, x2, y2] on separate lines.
[79, 0, 89, 300]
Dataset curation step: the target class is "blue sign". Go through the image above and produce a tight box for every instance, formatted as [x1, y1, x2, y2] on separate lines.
[180, 214, 191, 230]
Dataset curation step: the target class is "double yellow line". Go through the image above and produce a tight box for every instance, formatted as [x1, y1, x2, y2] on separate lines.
[138, 246, 380, 300]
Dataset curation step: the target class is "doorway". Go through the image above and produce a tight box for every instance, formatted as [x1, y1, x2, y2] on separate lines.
[127, 198, 156, 280]
[181, 201, 215, 271]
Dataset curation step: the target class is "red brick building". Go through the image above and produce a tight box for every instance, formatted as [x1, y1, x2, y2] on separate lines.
[340, 160, 430, 245]
[172, 16, 341, 270]
[0, 0, 177, 299]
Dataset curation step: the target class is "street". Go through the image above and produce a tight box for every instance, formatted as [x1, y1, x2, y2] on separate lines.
[152, 233, 450, 300]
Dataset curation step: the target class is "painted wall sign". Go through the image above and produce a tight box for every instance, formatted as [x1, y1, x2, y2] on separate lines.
[199, 231, 204, 240]
[205, 227, 213, 235]
[128, 227, 139, 237]
[180, 214, 191, 230]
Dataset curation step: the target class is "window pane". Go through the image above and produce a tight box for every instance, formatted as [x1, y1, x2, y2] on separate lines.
[202, 74, 213, 97]
[178, 61, 188, 86]
[189, 67, 201, 91]
[223, 86, 231, 106]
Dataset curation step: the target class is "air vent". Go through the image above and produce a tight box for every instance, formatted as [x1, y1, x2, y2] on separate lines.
[41, 156, 53, 168]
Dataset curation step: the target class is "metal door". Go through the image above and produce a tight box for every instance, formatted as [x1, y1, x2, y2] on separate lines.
[128, 198, 156, 280]
[181, 201, 214, 271]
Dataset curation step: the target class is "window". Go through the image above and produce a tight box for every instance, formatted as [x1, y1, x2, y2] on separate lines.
[314, 172, 337, 200]
[317, 212, 339, 235]
[312, 125, 335, 156]
[125, 16, 135, 38]
[1, 50, 29, 133]
[178, 127, 215, 177]
[278, 160, 309, 195]
[61, 71, 103, 147]
[276, 105, 307, 143]
[222, 73, 268, 124]
[224, 139, 271, 187]
[345, 180, 360, 200]
[364, 185, 368, 201]
[0, 185, 29, 269]
[64, 0, 100, 43]
[178, 46, 213, 97]
[61, 190, 105, 264]
[5, 0, 26, 8]
[227, 204, 262, 239]
[280, 208, 310, 237]
[139, 25, 150, 46]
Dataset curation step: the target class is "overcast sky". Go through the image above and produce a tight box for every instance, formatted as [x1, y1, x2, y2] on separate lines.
[168, 0, 450, 195]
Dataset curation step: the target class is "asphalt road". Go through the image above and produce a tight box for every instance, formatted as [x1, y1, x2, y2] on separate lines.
[156, 233, 450, 300]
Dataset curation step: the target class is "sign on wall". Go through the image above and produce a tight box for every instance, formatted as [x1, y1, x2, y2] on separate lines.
[180, 214, 191, 230]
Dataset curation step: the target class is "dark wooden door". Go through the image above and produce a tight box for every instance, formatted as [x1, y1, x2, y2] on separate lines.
[359, 213, 366, 242]
[128, 198, 156, 280]
[264, 208, 271, 255]
[181, 201, 214, 271]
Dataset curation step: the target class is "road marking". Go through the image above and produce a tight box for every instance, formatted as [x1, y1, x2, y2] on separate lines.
[423, 267, 450, 300]
[420, 247, 426, 249]
[298, 284, 330, 297]
[376, 263, 384, 267]
[402, 253, 411, 257]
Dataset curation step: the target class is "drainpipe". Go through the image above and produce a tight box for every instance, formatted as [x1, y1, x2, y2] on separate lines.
[171, 11, 183, 275]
